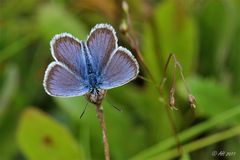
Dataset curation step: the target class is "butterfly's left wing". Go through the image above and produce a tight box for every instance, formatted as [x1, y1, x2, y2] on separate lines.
[43, 62, 89, 97]
[99, 47, 139, 89]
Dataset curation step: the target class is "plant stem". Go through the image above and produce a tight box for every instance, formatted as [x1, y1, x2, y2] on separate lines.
[123, 3, 185, 156]
[125, 30, 183, 156]
[95, 104, 110, 160]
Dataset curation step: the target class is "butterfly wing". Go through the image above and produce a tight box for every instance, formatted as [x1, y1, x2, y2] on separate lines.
[43, 33, 89, 97]
[50, 33, 87, 79]
[43, 62, 88, 97]
[99, 47, 139, 89]
[86, 24, 117, 74]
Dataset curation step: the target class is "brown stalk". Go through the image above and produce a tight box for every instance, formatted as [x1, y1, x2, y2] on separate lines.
[95, 104, 110, 160]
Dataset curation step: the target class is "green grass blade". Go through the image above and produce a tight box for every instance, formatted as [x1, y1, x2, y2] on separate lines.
[150, 125, 240, 160]
[131, 105, 240, 160]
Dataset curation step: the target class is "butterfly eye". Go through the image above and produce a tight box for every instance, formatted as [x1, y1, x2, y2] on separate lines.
[90, 89, 94, 94]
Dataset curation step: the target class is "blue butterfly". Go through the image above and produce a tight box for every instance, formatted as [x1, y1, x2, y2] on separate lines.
[43, 24, 139, 104]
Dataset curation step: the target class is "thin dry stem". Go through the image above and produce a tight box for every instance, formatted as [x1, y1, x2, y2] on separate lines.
[162, 54, 196, 110]
[96, 104, 110, 160]
[122, 4, 183, 155]
[125, 26, 183, 156]
[172, 54, 191, 94]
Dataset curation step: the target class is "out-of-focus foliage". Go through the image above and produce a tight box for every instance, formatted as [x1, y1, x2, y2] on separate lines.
[17, 108, 84, 160]
[0, 0, 240, 160]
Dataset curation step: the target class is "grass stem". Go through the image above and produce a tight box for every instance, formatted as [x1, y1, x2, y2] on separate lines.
[96, 104, 110, 160]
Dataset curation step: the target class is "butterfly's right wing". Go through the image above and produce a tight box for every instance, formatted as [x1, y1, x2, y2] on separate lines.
[99, 47, 139, 89]
[86, 24, 117, 74]
[43, 33, 89, 97]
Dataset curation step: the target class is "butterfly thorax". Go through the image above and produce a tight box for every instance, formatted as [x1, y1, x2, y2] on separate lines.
[85, 70, 106, 104]
[83, 41, 106, 105]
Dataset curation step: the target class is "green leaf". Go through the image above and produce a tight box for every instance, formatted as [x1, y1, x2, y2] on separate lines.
[178, 76, 238, 117]
[37, 3, 88, 41]
[180, 152, 191, 160]
[227, 0, 240, 94]
[196, 0, 238, 77]
[154, 0, 198, 76]
[17, 107, 84, 160]
[0, 64, 19, 123]
[142, 23, 162, 82]
[0, 35, 35, 63]
[54, 97, 86, 122]
[54, 96, 100, 159]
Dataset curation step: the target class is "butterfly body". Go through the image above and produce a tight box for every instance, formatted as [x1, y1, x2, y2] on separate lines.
[43, 24, 139, 105]
[82, 42, 103, 96]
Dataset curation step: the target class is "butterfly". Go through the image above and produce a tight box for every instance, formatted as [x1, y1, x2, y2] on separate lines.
[43, 24, 139, 105]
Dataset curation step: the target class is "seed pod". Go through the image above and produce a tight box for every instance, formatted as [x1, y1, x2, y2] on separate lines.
[119, 20, 128, 35]
[169, 88, 176, 108]
[122, 1, 129, 13]
[188, 94, 196, 108]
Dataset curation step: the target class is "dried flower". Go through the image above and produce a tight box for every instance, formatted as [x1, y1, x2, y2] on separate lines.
[122, 1, 129, 13]
[119, 20, 128, 35]
[188, 94, 196, 108]
[169, 87, 176, 108]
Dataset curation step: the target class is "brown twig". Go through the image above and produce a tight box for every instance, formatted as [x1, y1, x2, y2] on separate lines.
[96, 104, 110, 160]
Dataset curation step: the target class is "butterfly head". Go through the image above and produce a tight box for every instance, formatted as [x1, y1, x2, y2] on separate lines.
[84, 72, 105, 105]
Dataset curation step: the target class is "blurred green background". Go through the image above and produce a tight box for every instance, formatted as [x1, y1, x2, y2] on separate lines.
[0, 0, 240, 159]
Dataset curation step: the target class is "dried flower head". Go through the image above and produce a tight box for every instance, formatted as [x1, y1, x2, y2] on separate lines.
[122, 1, 129, 13]
[188, 94, 196, 108]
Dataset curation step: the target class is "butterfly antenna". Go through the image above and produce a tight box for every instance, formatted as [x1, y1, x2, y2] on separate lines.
[138, 75, 152, 83]
[80, 102, 89, 119]
[106, 98, 123, 112]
